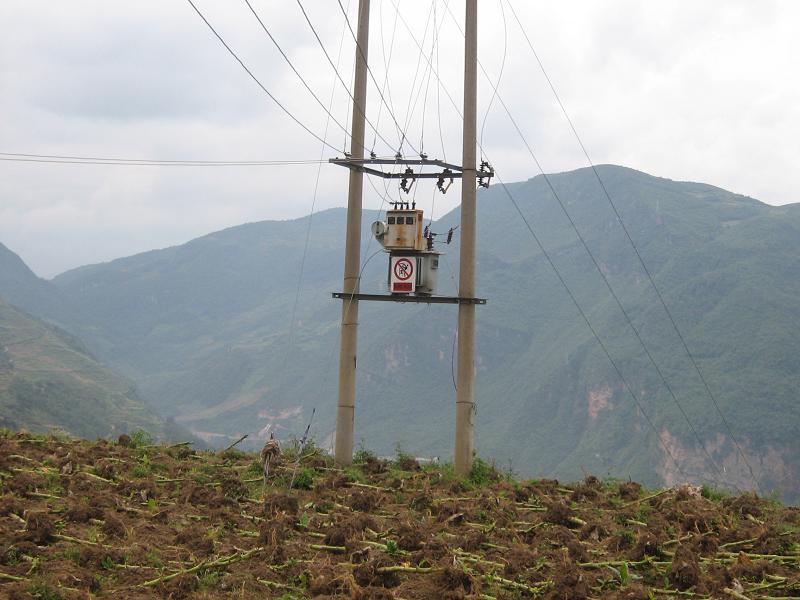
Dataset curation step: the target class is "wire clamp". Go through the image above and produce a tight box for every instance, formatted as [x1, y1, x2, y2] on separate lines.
[400, 167, 415, 194]
[437, 168, 454, 194]
[478, 160, 494, 188]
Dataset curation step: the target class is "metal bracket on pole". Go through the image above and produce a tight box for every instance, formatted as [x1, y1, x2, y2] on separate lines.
[329, 157, 494, 185]
[332, 292, 486, 305]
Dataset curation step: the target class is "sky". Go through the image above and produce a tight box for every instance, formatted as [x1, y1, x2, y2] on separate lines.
[1, 0, 799, 278]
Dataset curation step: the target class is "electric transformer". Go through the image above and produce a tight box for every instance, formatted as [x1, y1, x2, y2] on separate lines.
[371, 204, 448, 296]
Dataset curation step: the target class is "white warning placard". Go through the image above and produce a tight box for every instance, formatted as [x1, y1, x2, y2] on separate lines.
[390, 256, 415, 293]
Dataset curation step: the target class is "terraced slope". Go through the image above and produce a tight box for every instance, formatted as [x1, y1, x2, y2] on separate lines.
[0, 298, 171, 439]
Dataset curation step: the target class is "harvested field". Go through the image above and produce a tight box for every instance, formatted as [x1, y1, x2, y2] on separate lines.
[0, 431, 797, 599]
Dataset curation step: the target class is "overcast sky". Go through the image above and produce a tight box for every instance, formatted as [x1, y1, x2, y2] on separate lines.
[1, 1, 798, 278]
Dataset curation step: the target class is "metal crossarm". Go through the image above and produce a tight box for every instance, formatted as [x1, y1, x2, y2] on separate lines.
[332, 292, 486, 305]
[329, 157, 494, 183]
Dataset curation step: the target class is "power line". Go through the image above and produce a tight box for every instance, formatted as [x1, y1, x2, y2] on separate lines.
[418, 4, 438, 156]
[502, 108, 729, 485]
[434, 1, 447, 162]
[0, 153, 324, 166]
[506, 0, 760, 492]
[242, 0, 353, 149]
[294, 0, 400, 155]
[397, 6, 724, 487]
[390, 0, 463, 138]
[372, 0, 401, 154]
[466, 27, 730, 489]
[184, 0, 340, 153]
[335, 0, 419, 156]
[493, 171, 693, 485]
[479, 0, 507, 160]
[398, 1, 435, 154]
[279, 0, 353, 409]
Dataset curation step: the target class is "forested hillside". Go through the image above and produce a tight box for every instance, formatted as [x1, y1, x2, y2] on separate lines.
[0, 298, 179, 440]
[2, 165, 798, 500]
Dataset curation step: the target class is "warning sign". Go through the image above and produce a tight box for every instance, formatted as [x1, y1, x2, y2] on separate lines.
[390, 256, 416, 293]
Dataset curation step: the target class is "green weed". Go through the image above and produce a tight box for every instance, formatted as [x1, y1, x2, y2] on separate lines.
[130, 465, 149, 478]
[246, 460, 263, 476]
[466, 457, 497, 487]
[129, 429, 153, 448]
[343, 466, 366, 483]
[384, 539, 399, 555]
[701, 484, 729, 501]
[199, 569, 220, 588]
[26, 582, 64, 600]
[145, 550, 164, 569]
[296, 512, 311, 529]
[354, 442, 376, 464]
[293, 468, 315, 490]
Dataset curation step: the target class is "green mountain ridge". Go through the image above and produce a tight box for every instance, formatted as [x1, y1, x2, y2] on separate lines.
[0, 297, 184, 440]
[0, 242, 71, 323]
[2, 165, 798, 501]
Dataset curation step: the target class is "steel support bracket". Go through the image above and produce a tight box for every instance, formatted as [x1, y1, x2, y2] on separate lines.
[329, 157, 494, 185]
[332, 292, 486, 305]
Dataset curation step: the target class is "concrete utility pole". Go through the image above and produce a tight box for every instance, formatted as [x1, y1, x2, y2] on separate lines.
[455, 0, 478, 475]
[335, 0, 370, 466]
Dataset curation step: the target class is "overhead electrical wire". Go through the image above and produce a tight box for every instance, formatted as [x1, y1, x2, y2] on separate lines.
[493, 171, 690, 483]
[242, 0, 353, 149]
[440, 2, 730, 488]
[19, 1, 750, 484]
[372, 0, 401, 155]
[505, 0, 760, 492]
[393, 6, 720, 487]
[391, 0, 462, 139]
[281, 0, 354, 383]
[479, 0, 507, 160]
[417, 2, 442, 157]
[428, 2, 445, 226]
[398, 1, 435, 154]
[343, 39, 357, 153]
[232, 0, 357, 445]
[434, 1, 447, 163]
[295, 0, 400, 155]
[0, 152, 324, 166]
[335, 0, 419, 156]
[184, 0, 340, 153]
[398, 0, 450, 159]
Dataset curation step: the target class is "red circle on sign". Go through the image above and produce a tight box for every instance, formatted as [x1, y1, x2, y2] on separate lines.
[393, 258, 414, 281]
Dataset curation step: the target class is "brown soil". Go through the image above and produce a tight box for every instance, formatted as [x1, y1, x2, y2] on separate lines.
[618, 481, 642, 501]
[0, 431, 797, 599]
[101, 511, 126, 537]
[23, 512, 54, 545]
[668, 544, 700, 590]
[263, 492, 299, 516]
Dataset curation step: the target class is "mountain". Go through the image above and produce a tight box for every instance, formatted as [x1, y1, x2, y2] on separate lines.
[0, 242, 69, 322]
[0, 297, 184, 439]
[6, 165, 799, 500]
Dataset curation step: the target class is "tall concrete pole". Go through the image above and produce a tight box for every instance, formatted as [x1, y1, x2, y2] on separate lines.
[335, 0, 370, 467]
[455, 0, 478, 475]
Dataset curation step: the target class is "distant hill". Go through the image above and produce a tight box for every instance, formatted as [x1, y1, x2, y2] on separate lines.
[0, 243, 69, 322]
[0, 297, 187, 441]
[4, 165, 799, 500]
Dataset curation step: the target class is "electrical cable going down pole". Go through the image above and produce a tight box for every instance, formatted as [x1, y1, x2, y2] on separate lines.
[454, 0, 478, 475]
[335, 0, 370, 467]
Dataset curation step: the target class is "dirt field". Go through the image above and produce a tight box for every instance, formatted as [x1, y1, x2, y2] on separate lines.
[0, 430, 797, 598]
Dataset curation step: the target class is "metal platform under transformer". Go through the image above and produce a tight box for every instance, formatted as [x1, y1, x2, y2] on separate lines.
[332, 292, 486, 305]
